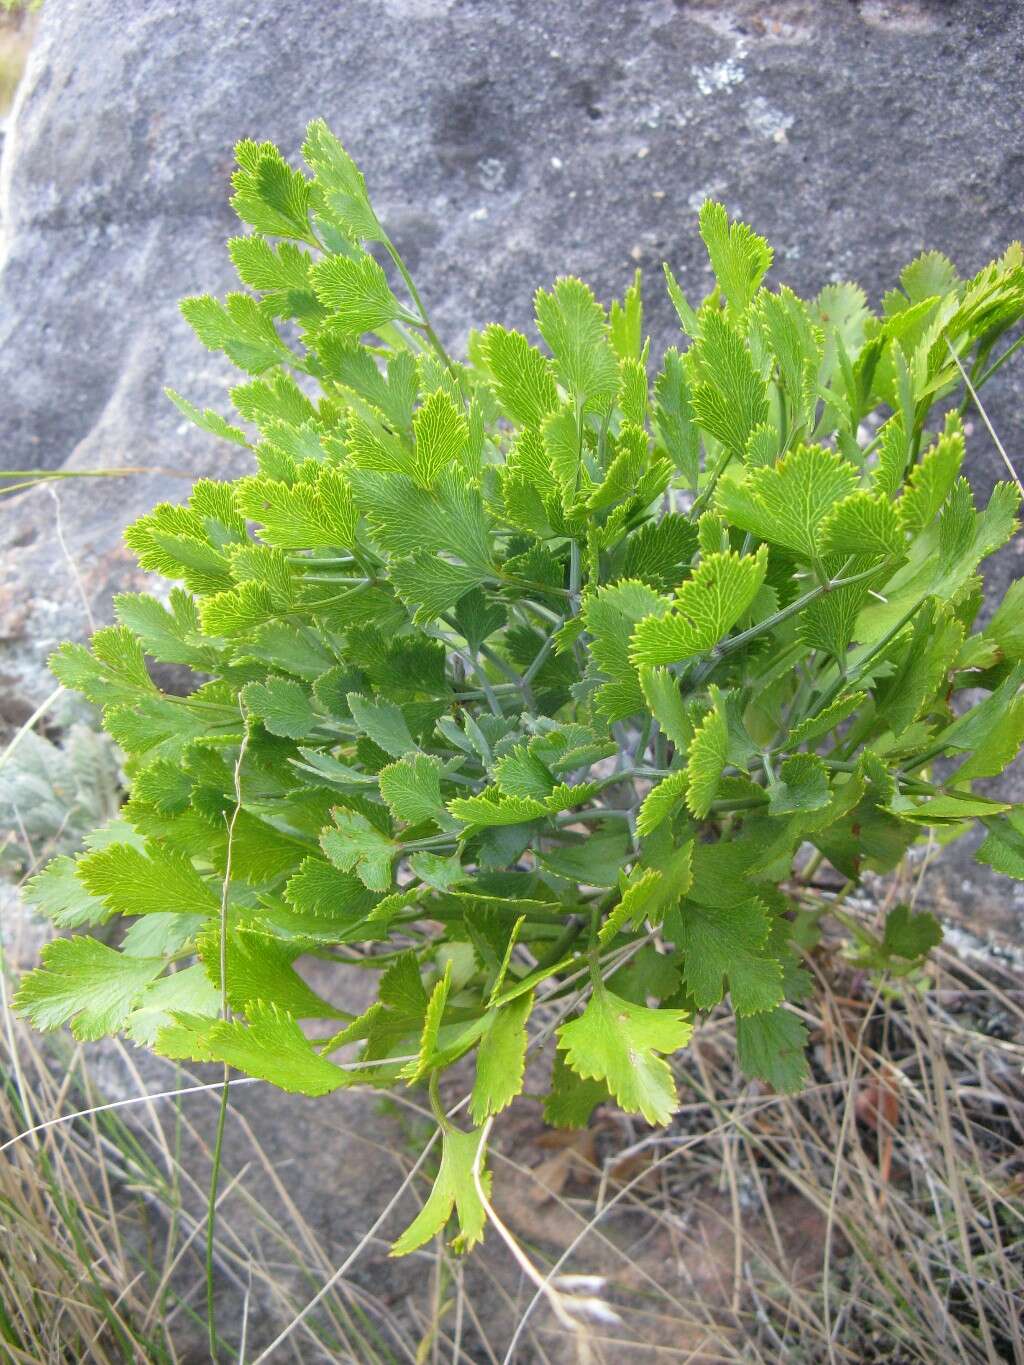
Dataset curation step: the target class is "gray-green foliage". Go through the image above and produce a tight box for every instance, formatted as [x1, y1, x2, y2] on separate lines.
[1, 719, 121, 872]
[15, 120, 1024, 1255]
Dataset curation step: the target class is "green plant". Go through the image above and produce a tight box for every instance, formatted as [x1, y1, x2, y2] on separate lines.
[0, 714, 121, 873]
[14, 121, 1024, 1260]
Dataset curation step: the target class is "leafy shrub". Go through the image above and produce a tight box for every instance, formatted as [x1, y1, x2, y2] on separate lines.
[15, 122, 1024, 1254]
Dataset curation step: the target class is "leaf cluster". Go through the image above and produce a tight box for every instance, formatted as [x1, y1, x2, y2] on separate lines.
[15, 123, 1024, 1256]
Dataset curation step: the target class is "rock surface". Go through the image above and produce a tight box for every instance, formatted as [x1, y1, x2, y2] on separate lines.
[1, 1, 1022, 1353]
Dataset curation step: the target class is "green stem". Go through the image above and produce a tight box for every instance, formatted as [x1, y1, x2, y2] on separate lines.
[531, 915, 586, 972]
[428, 1072, 450, 1130]
[554, 806, 632, 825]
[689, 446, 734, 520]
[384, 240, 462, 385]
[811, 594, 928, 719]
[206, 1071, 230, 1362]
[691, 557, 881, 686]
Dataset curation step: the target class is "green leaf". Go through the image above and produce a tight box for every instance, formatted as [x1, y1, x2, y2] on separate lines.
[351, 468, 493, 572]
[813, 282, 869, 353]
[639, 665, 693, 750]
[481, 325, 558, 427]
[302, 118, 384, 243]
[536, 828, 630, 887]
[123, 494, 239, 595]
[379, 951, 429, 1019]
[819, 491, 903, 557]
[470, 992, 533, 1122]
[166, 388, 250, 447]
[598, 867, 665, 943]
[653, 348, 699, 485]
[861, 481, 1019, 637]
[636, 769, 689, 837]
[409, 851, 468, 892]
[400, 962, 454, 1081]
[378, 753, 449, 826]
[200, 582, 280, 639]
[898, 417, 965, 532]
[114, 590, 219, 670]
[930, 663, 1024, 756]
[159, 1001, 349, 1095]
[583, 580, 667, 721]
[412, 388, 469, 487]
[976, 811, 1024, 879]
[22, 856, 110, 929]
[321, 809, 396, 891]
[631, 546, 768, 668]
[492, 744, 555, 800]
[180, 293, 293, 374]
[623, 515, 698, 590]
[390, 554, 488, 623]
[535, 277, 618, 413]
[628, 838, 693, 934]
[242, 675, 319, 739]
[610, 268, 644, 362]
[347, 693, 417, 758]
[689, 310, 770, 456]
[198, 923, 344, 1019]
[873, 414, 909, 495]
[235, 467, 356, 550]
[231, 139, 316, 243]
[717, 444, 859, 560]
[120, 912, 205, 959]
[874, 600, 963, 737]
[961, 693, 1024, 780]
[447, 789, 546, 828]
[556, 983, 691, 1126]
[798, 557, 876, 659]
[900, 249, 958, 304]
[755, 286, 821, 427]
[390, 1124, 491, 1256]
[768, 754, 831, 816]
[310, 252, 405, 335]
[788, 691, 866, 746]
[228, 234, 314, 294]
[663, 262, 701, 338]
[685, 699, 729, 820]
[736, 1008, 809, 1092]
[981, 576, 1024, 661]
[77, 842, 219, 918]
[698, 200, 773, 315]
[285, 857, 379, 920]
[881, 904, 943, 960]
[51, 626, 156, 707]
[15, 938, 164, 1041]
[543, 1052, 610, 1129]
[673, 898, 784, 1015]
[125, 965, 220, 1046]
[233, 373, 318, 429]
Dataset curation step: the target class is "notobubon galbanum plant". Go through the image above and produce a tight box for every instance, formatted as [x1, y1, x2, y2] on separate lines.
[16, 122, 1024, 1255]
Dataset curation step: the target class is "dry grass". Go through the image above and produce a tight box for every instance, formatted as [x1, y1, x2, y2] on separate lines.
[0, 1000, 441, 1362]
[0, 5, 36, 116]
[2, 773, 1022, 1361]
[461, 904, 1024, 1363]
[5, 899, 1019, 1362]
